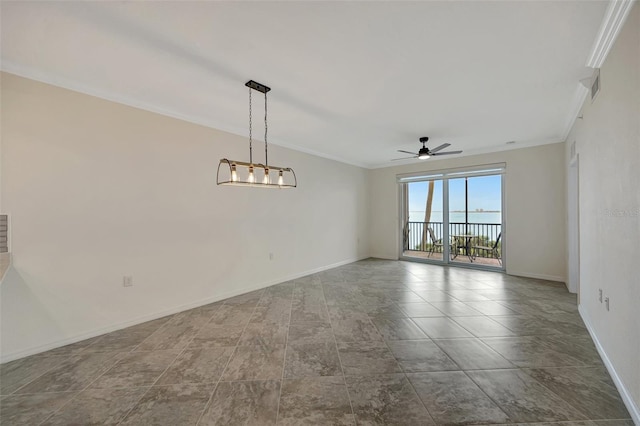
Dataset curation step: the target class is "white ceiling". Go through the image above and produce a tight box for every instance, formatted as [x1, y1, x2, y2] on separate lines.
[1, 1, 608, 168]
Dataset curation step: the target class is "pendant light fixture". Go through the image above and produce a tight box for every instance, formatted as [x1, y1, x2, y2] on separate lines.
[217, 80, 297, 188]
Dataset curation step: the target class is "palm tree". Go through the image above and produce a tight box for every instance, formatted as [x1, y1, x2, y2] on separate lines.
[421, 181, 435, 250]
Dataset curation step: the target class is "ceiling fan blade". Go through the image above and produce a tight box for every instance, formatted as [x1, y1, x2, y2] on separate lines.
[429, 143, 451, 153]
[397, 150, 417, 155]
[432, 150, 463, 156]
[391, 156, 417, 161]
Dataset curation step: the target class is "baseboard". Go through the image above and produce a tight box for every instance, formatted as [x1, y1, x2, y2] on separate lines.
[578, 305, 640, 424]
[0, 252, 11, 284]
[0, 256, 367, 363]
[506, 270, 566, 283]
[369, 253, 398, 261]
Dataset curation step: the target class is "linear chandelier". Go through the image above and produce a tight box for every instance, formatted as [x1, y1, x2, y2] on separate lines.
[217, 80, 297, 188]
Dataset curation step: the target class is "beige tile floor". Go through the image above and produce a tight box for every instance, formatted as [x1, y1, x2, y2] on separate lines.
[0, 258, 633, 425]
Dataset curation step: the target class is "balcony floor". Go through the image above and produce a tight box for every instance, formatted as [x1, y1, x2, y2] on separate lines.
[404, 250, 502, 268]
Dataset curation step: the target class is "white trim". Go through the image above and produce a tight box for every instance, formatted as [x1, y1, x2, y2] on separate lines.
[567, 154, 580, 295]
[579, 305, 640, 424]
[0, 256, 366, 363]
[443, 175, 451, 263]
[506, 270, 565, 283]
[370, 139, 565, 170]
[396, 163, 506, 182]
[398, 182, 407, 260]
[500, 171, 506, 272]
[569, 154, 579, 167]
[561, 0, 634, 147]
[586, 0, 636, 68]
[561, 84, 590, 143]
[4, 0, 634, 175]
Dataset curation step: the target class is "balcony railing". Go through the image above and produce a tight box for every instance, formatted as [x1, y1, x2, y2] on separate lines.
[403, 221, 501, 259]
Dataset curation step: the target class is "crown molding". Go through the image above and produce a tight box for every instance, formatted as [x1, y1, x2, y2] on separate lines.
[369, 138, 566, 170]
[0, 64, 369, 170]
[6, 0, 634, 172]
[561, 0, 635, 142]
[586, 0, 636, 68]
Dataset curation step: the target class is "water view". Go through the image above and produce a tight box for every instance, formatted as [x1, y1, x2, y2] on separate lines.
[404, 173, 503, 267]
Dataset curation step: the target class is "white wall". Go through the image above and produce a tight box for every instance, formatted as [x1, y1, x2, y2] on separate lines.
[0, 73, 370, 361]
[565, 3, 640, 417]
[369, 143, 567, 282]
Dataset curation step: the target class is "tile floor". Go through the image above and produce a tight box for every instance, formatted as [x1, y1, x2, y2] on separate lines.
[0, 259, 633, 425]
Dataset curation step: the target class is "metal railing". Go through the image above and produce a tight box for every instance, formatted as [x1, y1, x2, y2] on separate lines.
[404, 221, 444, 252]
[404, 221, 501, 258]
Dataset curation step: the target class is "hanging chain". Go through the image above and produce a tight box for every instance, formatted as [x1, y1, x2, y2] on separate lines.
[249, 86, 253, 164]
[264, 91, 268, 167]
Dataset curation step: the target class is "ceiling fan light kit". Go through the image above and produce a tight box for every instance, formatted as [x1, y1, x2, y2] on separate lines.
[217, 80, 297, 188]
[418, 137, 431, 159]
[392, 136, 462, 161]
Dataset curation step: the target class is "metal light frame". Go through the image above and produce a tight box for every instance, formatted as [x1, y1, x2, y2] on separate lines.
[217, 80, 297, 189]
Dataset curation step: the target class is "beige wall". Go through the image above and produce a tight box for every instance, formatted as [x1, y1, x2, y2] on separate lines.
[3, 11, 638, 417]
[566, 3, 639, 416]
[369, 143, 567, 282]
[0, 73, 370, 361]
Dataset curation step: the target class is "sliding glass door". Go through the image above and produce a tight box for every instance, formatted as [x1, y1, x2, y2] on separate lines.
[449, 175, 502, 267]
[403, 179, 446, 262]
[400, 165, 504, 270]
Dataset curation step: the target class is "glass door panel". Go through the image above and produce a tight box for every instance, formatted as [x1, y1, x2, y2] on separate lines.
[448, 178, 471, 263]
[399, 165, 504, 270]
[449, 175, 502, 268]
[467, 175, 502, 268]
[403, 180, 445, 262]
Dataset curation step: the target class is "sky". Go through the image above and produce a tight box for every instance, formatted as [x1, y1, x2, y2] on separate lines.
[408, 175, 502, 212]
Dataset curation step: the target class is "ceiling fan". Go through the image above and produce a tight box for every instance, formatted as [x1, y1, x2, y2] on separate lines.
[392, 137, 462, 161]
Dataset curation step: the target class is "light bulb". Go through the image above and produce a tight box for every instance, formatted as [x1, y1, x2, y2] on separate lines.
[231, 164, 238, 182]
[248, 166, 255, 183]
[278, 170, 284, 186]
[263, 168, 270, 184]
[418, 148, 430, 160]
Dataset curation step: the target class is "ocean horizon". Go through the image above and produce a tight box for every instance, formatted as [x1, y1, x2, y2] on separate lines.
[409, 211, 502, 224]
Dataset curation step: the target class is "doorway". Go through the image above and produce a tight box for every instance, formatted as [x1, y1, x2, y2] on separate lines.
[568, 154, 580, 296]
[400, 165, 505, 271]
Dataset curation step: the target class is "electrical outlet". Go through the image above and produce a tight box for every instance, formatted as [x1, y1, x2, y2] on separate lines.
[604, 297, 610, 311]
[599, 289, 603, 303]
[123, 276, 133, 287]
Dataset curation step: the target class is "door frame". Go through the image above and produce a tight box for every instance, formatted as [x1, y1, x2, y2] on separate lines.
[398, 163, 506, 272]
[568, 154, 580, 296]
